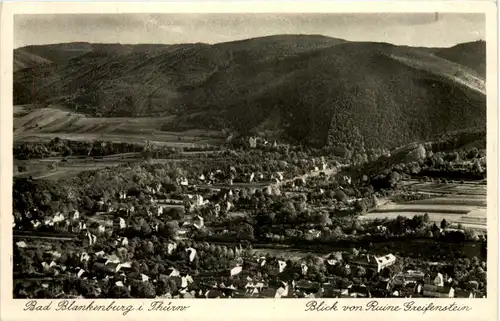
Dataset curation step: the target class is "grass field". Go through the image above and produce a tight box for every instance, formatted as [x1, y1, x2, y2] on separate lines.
[360, 181, 487, 230]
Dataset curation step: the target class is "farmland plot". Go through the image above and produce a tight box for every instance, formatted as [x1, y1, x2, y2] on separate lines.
[360, 181, 487, 230]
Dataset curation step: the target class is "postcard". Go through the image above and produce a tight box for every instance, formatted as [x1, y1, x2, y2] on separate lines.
[0, 1, 497, 321]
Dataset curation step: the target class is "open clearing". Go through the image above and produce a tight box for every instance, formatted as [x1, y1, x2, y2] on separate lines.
[360, 181, 487, 230]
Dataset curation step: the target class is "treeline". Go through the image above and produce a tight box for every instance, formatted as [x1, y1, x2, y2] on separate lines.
[14, 138, 220, 160]
[14, 139, 146, 159]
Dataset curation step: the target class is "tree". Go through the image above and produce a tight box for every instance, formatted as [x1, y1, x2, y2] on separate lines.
[354, 199, 367, 213]
[335, 190, 348, 203]
[356, 266, 366, 277]
[464, 229, 479, 241]
[108, 285, 131, 298]
[162, 221, 179, 238]
[330, 251, 343, 261]
[315, 211, 332, 226]
[83, 196, 94, 211]
[330, 226, 344, 239]
[132, 281, 156, 298]
[236, 223, 255, 241]
[440, 219, 449, 229]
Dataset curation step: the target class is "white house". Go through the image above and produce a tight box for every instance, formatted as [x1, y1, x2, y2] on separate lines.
[86, 231, 97, 245]
[351, 254, 396, 273]
[80, 252, 90, 262]
[433, 273, 444, 287]
[119, 217, 127, 229]
[249, 137, 257, 148]
[186, 247, 197, 262]
[53, 212, 65, 223]
[301, 263, 308, 276]
[230, 266, 243, 277]
[278, 260, 287, 273]
[193, 215, 204, 230]
[177, 177, 189, 186]
[16, 241, 27, 248]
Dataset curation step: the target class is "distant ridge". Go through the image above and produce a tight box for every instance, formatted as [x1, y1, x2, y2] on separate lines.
[14, 35, 486, 149]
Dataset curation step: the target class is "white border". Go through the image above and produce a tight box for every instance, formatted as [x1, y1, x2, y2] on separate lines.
[1, 2, 497, 321]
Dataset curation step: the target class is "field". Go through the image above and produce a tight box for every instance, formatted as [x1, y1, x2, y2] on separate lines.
[14, 106, 224, 147]
[14, 154, 190, 180]
[13, 106, 227, 180]
[360, 180, 487, 230]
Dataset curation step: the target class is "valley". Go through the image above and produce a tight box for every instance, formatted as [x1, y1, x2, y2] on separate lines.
[12, 34, 488, 300]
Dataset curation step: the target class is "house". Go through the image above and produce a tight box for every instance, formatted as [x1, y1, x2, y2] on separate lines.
[95, 250, 106, 258]
[249, 137, 257, 148]
[53, 212, 65, 223]
[278, 260, 287, 273]
[85, 231, 97, 246]
[421, 284, 454, 298]
[97, 225, 106, 234]
[16, 241, 27, 248]
[177, 177, 189, 186]
[94, 261, 122, 274]
[193, 216, 204, 229]
[464, 281, 479, 291]
[167, 268, 180, 277]
[48, 250, 62, 259]
[79, 222, 87, 231]
[77, 269, 86, 278]
[350, 284, 371, 298]
[44, 218, 54, 226]
[432, 272, 444, 287]
[80, 252, 90, 262]
[186, 248, 197, 262]
[119, 262, 132, 270]
[175, 228, 189, 240]
[454, 289, 475, 298]
[181, 275, 194, 288]
[306, 229, 322, 239]
[295, 280, 319, 293]
[41, 262, 54, 273]
[301, 263, 309, 275]
[167, 243, 177, 255]
[350, 254, 396, 273]
[118, 217, 127, 230]
[122, 237, 129, 246]
[340, 175, 352, 185]
[275, 282, 290, 298]
[193, 195, 205, 207]
[230, 266, 243, 277]
[377, 280, 392, 292]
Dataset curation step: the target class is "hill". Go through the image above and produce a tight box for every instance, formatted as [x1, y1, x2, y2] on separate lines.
[14, 50, 52, 72]
[435, 40, 486, 77]
[14, 35, 486, 149]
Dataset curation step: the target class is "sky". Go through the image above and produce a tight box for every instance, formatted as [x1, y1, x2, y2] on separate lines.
[14, 13, 485, 49]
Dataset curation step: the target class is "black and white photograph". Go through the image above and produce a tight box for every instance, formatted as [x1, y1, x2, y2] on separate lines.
[10, 11, 490, 302]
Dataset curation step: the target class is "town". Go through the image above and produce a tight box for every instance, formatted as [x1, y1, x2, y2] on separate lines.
[13, 134, 487, 299]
